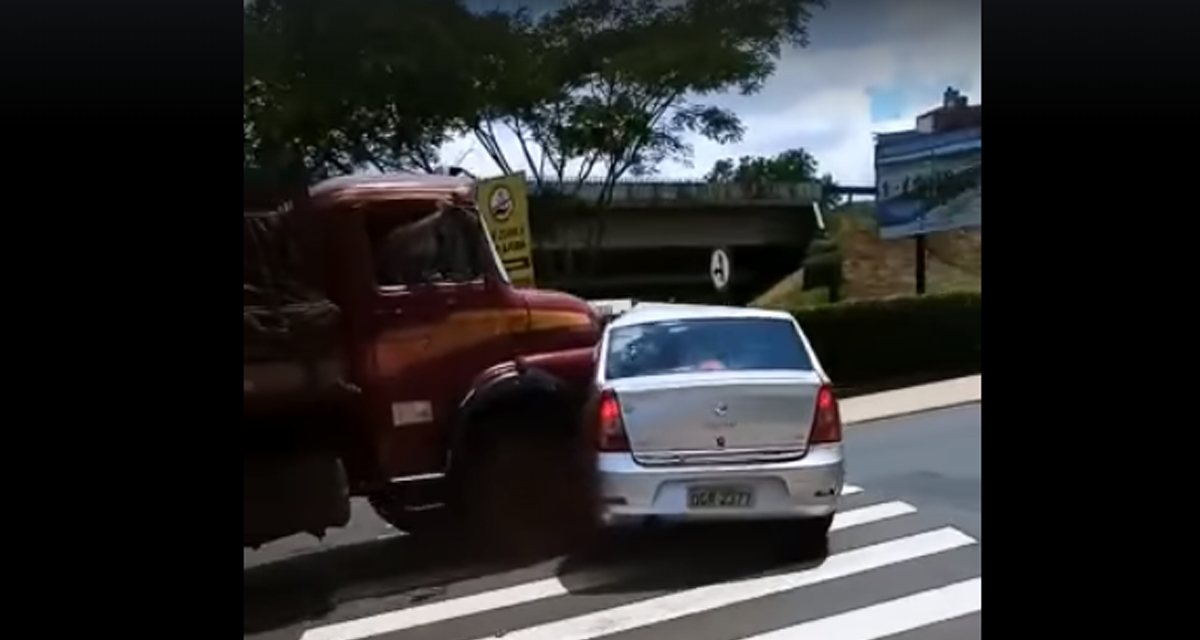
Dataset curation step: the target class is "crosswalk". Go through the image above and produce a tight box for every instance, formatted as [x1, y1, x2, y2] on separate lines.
[295, 483, 981, 640]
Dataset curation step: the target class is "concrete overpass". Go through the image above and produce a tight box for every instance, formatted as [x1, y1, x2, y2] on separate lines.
[528, 180, 825, 304]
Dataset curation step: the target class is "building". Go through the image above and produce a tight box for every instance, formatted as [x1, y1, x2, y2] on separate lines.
[916, 87, 982, 134]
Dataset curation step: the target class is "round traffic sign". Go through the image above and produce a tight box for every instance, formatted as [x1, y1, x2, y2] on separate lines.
[710, 248, 731, 291]
[488, 186, 514, 222]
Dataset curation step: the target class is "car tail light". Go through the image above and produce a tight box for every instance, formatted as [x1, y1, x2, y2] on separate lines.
[597, 389, 631, 452]
[810, 384, 843, 444]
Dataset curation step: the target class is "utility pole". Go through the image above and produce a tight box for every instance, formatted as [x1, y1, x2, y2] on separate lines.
[914, 149, 936, 295]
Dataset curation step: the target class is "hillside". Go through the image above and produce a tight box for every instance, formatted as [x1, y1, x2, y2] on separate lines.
[752, 201, 981, 308]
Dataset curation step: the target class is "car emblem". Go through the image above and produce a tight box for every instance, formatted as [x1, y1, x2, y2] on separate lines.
[715, 435, 726, 448]
[713, 402, 728, 417]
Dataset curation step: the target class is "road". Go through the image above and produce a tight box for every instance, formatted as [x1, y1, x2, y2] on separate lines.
[245, 403, 982, 640]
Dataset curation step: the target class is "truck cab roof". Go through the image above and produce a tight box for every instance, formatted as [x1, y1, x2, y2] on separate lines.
[310, 173, 475, 207]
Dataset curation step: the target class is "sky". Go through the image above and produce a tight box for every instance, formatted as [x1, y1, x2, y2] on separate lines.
[441, 0, 982, 188]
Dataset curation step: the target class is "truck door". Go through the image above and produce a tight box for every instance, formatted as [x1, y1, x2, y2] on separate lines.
[364, 216, 454, 478]
[364, 207, 523, 478]
[391, 209, 523, 471]
[424, 206, 523, 376]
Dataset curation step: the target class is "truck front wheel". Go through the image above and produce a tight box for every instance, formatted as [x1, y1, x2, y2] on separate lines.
[451, 402, 598, 561]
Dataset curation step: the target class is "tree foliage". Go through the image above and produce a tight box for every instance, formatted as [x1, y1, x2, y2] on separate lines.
[244, 0, 829, 194]
[705, 147, 842, 209]
[243, 0, 489, 181]
[706, 148, 819, 183]
[470, 0, 827, 201]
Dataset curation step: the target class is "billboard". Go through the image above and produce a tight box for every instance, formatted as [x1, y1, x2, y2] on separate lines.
[477, 172, 537, 287]
[874, 127, 981, 240]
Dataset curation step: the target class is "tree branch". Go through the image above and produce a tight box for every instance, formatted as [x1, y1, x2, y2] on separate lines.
[508, 118, 545, 185]
[471, 118, 513, 175]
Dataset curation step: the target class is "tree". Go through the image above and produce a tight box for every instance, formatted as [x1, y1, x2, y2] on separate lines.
[346, 0, 506, 173]
[463, 0, 826, 278]
[705, 148, 818, 184]
[243, 0, 373, 180]
[705, 147, 842, 209]
[470, 0, 827, 199]
[243, 0, 830, 195]
[243, 0, 495, 182]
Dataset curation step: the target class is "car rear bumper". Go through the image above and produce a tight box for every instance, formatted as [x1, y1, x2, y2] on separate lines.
[596, 443, 846, 525]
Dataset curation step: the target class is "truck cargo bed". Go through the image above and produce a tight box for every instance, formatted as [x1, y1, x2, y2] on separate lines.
[244, 301, 344, 403]
[245, 204, 348, 409]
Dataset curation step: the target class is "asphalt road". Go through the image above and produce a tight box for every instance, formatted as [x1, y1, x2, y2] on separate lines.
[244, 403, 982, 640]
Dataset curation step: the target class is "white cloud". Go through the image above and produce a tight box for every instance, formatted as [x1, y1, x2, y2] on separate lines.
[443, 0, 981, 187]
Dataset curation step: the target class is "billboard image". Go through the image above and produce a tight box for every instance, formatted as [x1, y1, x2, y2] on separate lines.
[874, 127, 981, 240]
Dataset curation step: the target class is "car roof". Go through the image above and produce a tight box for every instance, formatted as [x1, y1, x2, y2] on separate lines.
[607, 303, 795, 330]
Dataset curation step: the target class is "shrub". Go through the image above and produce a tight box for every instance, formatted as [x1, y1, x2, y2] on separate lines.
[790, 291, 981, 387]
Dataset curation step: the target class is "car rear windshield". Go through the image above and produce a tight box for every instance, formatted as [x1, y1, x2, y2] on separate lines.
[604, 317, 813, 380]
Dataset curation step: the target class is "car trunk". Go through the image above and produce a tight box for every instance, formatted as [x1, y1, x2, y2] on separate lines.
[608, 370, 824, 466]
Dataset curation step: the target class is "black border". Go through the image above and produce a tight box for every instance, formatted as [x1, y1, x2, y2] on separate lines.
[14, 0, 233, 634]
[985, 0, 1173, 628]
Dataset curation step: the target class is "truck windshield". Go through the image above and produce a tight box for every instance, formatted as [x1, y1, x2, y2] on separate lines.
[372, 205, 510, 288]
[605, 317, 813, 380]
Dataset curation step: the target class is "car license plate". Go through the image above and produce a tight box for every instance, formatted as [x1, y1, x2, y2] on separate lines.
[687, 486, 754, 508]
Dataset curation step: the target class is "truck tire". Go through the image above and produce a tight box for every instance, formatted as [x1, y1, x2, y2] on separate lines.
[451, 404, 599, 561]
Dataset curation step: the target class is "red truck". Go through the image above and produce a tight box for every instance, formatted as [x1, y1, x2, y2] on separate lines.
[244, 173, 602, 555]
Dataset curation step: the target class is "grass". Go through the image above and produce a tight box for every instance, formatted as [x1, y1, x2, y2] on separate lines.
[752, 201, 981, 309]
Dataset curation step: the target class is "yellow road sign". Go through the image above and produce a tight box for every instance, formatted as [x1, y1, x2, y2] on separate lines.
[477, 173, 536, 288]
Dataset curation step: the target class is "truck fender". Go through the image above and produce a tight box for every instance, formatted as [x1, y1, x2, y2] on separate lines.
[446, 365, 571, 471]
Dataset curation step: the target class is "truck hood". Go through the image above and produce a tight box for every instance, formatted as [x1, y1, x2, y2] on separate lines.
[518, 288, 601, 341]
[519, 288, 596, 316]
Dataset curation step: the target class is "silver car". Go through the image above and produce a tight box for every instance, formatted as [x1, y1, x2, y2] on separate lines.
[592, 303, 846, 541]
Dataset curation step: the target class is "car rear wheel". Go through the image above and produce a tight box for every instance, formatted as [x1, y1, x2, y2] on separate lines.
[783, 514, 833, 560]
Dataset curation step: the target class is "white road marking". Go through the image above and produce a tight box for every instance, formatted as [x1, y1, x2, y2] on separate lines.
[830, 501, 916, 531]
[737, 577, 982, 640]
[842, 484, 863, 496]
[299, 579, 570, 640]
[460, 528, 976, 640]
[299, 500, 916, 640]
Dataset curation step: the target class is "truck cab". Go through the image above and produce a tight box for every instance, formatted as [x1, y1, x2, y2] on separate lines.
[245, 173, 602, 551]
